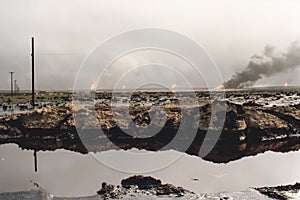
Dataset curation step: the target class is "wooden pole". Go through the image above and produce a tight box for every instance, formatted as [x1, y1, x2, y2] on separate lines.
[14, 80, 17, 94]
[31, 37, 35, 107]
[9, 72, 14, 98]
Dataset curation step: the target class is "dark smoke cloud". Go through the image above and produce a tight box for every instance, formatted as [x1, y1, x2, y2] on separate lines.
[224, 41, 300, 88]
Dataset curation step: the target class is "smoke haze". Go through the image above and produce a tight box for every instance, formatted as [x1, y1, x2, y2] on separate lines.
[1, 0, 300, 89]
[225, 41, 300, 88]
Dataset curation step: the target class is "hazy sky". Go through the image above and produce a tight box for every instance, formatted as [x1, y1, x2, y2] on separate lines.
[0, 0, 300, 90]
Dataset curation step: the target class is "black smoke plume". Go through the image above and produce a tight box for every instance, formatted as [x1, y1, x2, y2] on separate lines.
[224, 41, 300, 88]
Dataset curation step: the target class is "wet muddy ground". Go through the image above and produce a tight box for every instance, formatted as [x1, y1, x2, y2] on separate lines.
[0, 88, 299, 163]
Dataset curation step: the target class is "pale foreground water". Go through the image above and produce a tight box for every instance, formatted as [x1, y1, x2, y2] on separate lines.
[0, 144, 299, 199]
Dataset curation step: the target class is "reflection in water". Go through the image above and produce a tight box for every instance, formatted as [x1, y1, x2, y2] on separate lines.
[34, 150, 37, 172]
[0, 144, 299, 197]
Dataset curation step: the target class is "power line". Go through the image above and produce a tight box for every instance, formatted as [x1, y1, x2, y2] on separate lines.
[36, 53, 85, 56]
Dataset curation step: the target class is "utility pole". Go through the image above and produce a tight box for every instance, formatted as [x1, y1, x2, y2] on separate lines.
[9, 72, 14, 97]
[14, 80, 17, 94]
[31, 37, 35, 107]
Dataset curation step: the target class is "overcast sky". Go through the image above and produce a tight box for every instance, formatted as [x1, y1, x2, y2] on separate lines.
[0, 0, 300, 90]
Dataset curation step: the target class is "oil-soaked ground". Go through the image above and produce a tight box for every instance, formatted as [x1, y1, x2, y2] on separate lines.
[0, 87, 299, 199]
[0, 87, 299, 163]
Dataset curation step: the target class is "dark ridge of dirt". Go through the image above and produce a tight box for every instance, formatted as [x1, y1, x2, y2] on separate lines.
[255, 182, 300, 200]
[0, 94, 299, 163]
[97, 175, 192, 199]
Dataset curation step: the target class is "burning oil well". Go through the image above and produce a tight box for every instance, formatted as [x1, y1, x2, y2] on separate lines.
[218, 41, 300, 89]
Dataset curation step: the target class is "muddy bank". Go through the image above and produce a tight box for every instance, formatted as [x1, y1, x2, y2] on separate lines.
[97, 175, 193, 199]
[0, 90, 299, 163]
[0, 174, 271, 199]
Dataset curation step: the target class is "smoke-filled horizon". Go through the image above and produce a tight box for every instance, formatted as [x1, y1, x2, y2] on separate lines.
[224, 41, 300, 88]
[1, 0, 300, 90]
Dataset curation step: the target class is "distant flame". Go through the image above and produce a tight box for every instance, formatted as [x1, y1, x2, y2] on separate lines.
[122, 85, 126, 90]
[90, 82, 97, 90]
[214, 84, 225, 90]
[171, 84, 176, 89]
[284, 82, 288, 87]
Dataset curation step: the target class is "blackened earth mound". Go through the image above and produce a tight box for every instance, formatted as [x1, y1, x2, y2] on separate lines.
[97, 175, 192, 199]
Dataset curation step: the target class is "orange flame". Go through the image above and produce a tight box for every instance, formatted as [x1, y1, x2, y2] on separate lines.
[214, 84, 225, 90]
[284, 82, 288, 87]
[90, 82, 97, 90]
